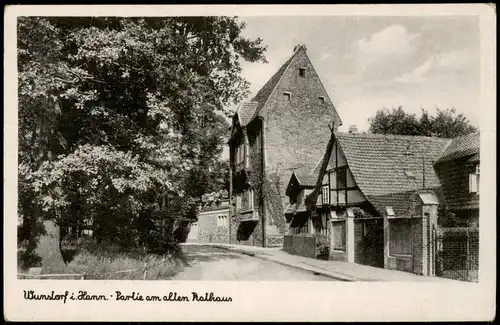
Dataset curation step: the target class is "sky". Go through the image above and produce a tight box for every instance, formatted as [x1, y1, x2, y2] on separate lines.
[234, 15, 480, 133]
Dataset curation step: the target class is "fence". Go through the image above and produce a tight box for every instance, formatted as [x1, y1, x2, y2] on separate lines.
[283, 235, 316, 259]
[267, 235, 284, 247]
[433, 227, 479, 282]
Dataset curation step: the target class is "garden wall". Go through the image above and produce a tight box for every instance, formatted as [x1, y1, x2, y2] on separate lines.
[283, 234, 316, 259]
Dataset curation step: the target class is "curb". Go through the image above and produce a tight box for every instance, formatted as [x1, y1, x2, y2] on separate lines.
[210, 244, 354, 282]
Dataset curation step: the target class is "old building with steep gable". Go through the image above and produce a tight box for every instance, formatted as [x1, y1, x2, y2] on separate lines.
[228, 44, 342, 247]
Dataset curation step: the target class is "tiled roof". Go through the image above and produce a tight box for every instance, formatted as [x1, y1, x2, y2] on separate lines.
[335, 132, 451, 199]
[368, 191, 419, 218]
[312, 155, 326, 175]
[296, 201, 307, 213]
[235, 101, 259, 127]
[466, 153, 480, 163]
[294, 172, 318, 187]
[250, 53, 298, 121]
[435, 132, 480, 164]
[284, 203, 296, 215]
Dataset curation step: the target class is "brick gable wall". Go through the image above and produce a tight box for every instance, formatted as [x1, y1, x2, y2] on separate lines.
[261, 48, 342, 210]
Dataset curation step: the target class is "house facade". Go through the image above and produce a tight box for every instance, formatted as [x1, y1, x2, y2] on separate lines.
[228, 44, 342, 247]
[187, 199, 230, 244]
[433, 132, 480, 227]
[285, 130, 464, 275]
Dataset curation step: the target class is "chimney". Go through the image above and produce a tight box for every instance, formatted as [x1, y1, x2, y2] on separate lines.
[348, 125, 358, 134]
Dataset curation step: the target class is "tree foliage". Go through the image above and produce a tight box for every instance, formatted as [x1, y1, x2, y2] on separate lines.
[368, 106, 478, 138]
[18, 16, 266, 255]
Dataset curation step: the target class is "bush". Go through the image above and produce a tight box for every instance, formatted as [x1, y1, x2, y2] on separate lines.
[18, 248, 42, 270]
[315, 234, 330, 260]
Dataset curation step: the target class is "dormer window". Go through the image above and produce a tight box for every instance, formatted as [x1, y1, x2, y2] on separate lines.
[318, 96, 325, 103]
[469, 164, 480, 193]
[299, 67, 306, 77]
[283, 92, 291, 101]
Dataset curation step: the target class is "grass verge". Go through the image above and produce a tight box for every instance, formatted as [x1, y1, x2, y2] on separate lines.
[18, 221, 186, 280]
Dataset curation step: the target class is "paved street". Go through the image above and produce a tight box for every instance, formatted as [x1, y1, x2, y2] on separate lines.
[172, 244, 332, 281]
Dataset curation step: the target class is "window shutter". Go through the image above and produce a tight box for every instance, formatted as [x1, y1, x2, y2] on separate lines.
[469, 173, 478, 193]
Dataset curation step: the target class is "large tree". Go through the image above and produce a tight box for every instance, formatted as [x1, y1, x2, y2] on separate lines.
[18, 17, 266, 255]
[368, 106, 478, 138]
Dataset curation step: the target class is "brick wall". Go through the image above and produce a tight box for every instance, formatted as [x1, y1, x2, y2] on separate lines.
[411, 217, 424, 275]
[354, 221, 364, 264]
[261, 48, 341, 210]
[283, 234, 317, 258]
[411, 204, 438, 276]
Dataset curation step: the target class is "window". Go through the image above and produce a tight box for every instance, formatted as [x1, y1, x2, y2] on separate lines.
[299, 67, 306, 77]
[321, 185, 330, 205]
[82, 218, 93, 236]
[318, 96, 325, 103]
[469, 164, 480, 193]
[217, 215, 228, 227]
[245, 137, 250, 168]
[239, 189, 254, 212]
[332, 221, 346, 251]
[234, 142, 244, 166]
[390, 219, 412, 255]
[235, 137, 249, 167]
[337, 168, 347, 189]
[283, 92, 291, 101]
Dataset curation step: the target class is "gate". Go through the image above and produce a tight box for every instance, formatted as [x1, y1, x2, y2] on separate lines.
[433, 226, 479, 282]
[354, 219, 384, 268]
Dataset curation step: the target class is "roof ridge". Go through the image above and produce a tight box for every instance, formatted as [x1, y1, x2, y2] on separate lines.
[334, 132, 451, 141]
[249, 48, 303, 120]
[451, 131, 480, 140]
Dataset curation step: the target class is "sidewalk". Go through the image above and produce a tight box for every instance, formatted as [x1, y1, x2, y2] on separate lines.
[189, 243, 456, 282]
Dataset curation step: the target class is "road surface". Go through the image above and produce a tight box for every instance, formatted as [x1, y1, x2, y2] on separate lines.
[172, 245, 332, 281]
